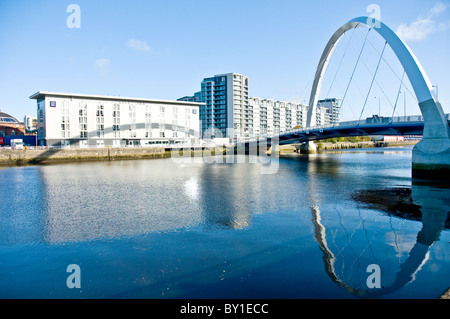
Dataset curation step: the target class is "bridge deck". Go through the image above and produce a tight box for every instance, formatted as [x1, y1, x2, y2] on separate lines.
[243, 114, 450, 146]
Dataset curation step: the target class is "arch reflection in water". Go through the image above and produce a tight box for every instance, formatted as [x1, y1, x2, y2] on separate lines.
[311, 180, 449, 297]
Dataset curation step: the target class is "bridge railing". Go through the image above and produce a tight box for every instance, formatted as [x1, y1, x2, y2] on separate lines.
[245, 113, 449, 143]
[283, 114, 426, 135]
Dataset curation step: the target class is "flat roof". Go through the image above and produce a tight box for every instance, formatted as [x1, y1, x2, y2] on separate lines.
[29, 91, 204, 106]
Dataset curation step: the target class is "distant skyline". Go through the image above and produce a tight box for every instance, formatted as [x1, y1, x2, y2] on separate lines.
[0, 0, 449, 121]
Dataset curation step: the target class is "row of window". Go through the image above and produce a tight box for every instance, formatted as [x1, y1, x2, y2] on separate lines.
[61, 129, 192, 139]
[60, 104, 192, 139]
[61, 102, 70, 138]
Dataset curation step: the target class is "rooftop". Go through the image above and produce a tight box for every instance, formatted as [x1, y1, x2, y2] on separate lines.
[29, 91, 204, 106]
[0, 112, 19, 123]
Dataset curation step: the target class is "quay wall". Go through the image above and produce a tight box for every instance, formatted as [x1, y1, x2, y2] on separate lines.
[0, 147, 168, 165]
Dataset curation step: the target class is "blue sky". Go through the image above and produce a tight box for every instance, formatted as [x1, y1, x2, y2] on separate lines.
[0, 0, 449, 121]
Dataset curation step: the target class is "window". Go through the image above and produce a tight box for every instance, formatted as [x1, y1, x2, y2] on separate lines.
[145, 105, 152, 138]
[129, 104, 136, 138]
[79, 103, 88, 138]
[112, 103, 120, 137]
[61, 101, 70, 138]
[159, 108, 165, 127]
[60, 140, 70, 148]
[185, 108, 190, 133]
[79, 140, 88, 148]
[96, 104, 104, 137]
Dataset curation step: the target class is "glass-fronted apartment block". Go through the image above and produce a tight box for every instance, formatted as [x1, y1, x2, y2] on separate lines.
[179, 73, 249, 139]
[30, 91, 202, 148]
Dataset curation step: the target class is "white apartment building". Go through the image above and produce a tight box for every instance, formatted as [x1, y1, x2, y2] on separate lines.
[30, 91, 202, 148]
[316, 105, 335, 127]
[248, 97, 335, 137]
[251, 97, 261, 137]
[249, 97, 310, 138]
[317, 98, 341, 125]
[279, 102, 287, 133]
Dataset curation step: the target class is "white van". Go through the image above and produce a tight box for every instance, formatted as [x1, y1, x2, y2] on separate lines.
[11, 139, 24, 150]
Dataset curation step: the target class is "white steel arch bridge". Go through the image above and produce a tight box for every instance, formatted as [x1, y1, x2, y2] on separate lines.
[245, 16, 450, 179]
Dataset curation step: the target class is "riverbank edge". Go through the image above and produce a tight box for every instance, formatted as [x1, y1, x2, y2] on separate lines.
[0, 147, 170, 166]
[316, 140, 418, 152]
[280, 140, 418, 154]
[0, 141, 418, 166]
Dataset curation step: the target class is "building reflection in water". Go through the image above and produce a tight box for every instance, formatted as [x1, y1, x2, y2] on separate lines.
[198, 156, 263, 230]
[34, 160, 208, 244]
[5, 157, 272, 244]
[0, 167, 47, 245]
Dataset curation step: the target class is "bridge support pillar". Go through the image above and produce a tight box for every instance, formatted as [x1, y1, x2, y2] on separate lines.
[412, 139, 450, 179]
[299, 141, 317, 154]
[412, 99, 450, 179]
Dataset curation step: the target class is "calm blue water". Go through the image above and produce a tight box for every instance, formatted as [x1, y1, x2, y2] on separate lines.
[0, 146, 449, 299]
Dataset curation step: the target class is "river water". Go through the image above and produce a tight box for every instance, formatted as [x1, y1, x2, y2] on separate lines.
[0, 146, 449, 299]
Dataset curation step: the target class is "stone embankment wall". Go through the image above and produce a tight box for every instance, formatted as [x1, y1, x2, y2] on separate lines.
[0, 147, 167, 165]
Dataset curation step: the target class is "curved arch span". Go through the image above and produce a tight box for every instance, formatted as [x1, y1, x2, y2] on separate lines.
[306, 16, 449, 143]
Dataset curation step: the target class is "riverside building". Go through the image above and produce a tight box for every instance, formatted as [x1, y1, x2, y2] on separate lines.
[249, 97, 309, 138]
[0, 112, 26, 137]
[30, 91, 202, 148]
[317, 98, 341, 125]
[179, 73, 249, 139]
[200, 73, 250, 139]
[180, 72, 337, 140]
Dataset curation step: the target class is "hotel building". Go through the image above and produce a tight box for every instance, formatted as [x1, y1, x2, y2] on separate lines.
[30, 91, 202, 148]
